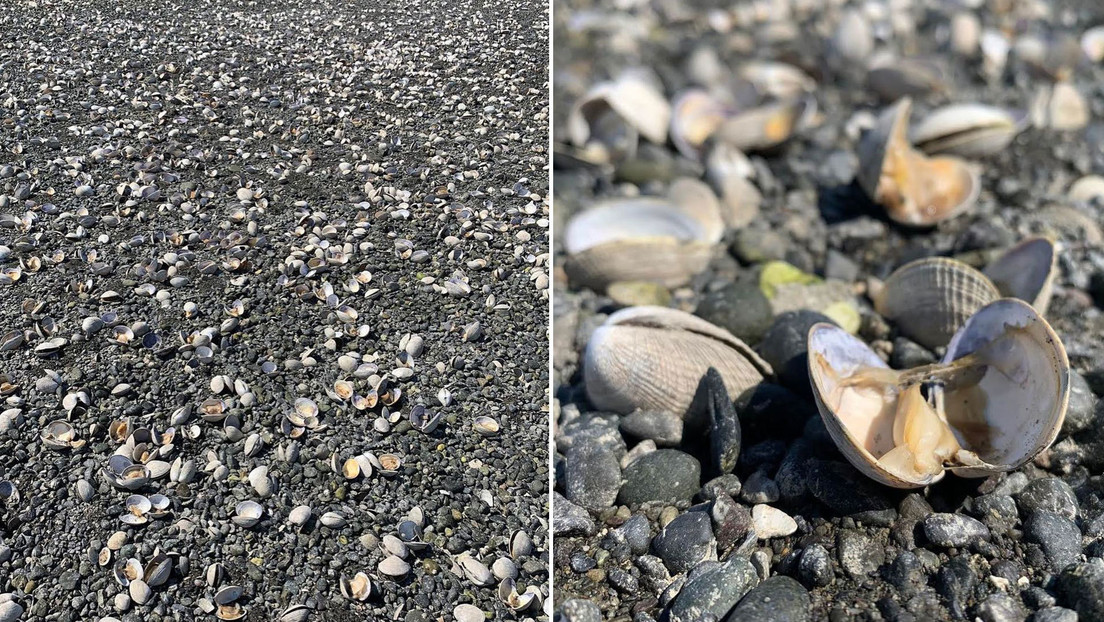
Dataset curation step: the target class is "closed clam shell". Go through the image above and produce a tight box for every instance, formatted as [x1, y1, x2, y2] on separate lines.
[1031, 82, 1089, 131]
[873, 257, 999, 349]
[808, 298, 1068, 488]
[983, 237, 1057, 314]
[738, 61, 815, 100]
[378, 555, 410, 577]
[583, 306, 771, 416]
[866, 59, 946, 101]
[712, 97, 814, 153]
[567, 72, 670, 151]
[857, 98, 979, 227]
[910, 104, 1028, 157]
[129, 579, 152, 605]
[453, 604, 484, 622]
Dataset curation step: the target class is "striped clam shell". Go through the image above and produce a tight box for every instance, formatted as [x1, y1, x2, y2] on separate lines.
[873, 257, 999, 349]
[583, 306, 772, 416]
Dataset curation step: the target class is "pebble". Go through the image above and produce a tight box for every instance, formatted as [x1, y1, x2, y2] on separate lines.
[751, 505, 797, 539]
[553, 493, 597, 537]
[710, 493, 752, 553]
[1024, 511, 1082, 571]
[806, 460, 893, 515]
[652, 511, 716, 574]
[1017, 477, 1079, 520]
[923, 513, 991, 547]
[703, 369, 741, 475]
[836, 530, 884, 577]
[618, 449, 701, 506]
[619, 411, 683, 446]
[724, 575, 810, 622]
[740, 471, 780, 504]
[756, 311, 836, 395]
[695, 282, 774, 343]
[1062, 371, 1097, 436]
[665, 555, 758, 622]
[1056, 561, 1104, 620]
[565, 438, 622, 510]
[558, 599, 602, 622]
[797, 544, 833, 588]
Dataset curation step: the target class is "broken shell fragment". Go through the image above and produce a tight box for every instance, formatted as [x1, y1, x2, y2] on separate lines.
[669, 89, 734, 159]
[584, 306, 772, 416]
[1031, 82, 1089, 131]
[872, 257, 999, 350]
[857, 98, 980, 227]
[910, 104, 1028, 158]
[808, 298, 1068, 488]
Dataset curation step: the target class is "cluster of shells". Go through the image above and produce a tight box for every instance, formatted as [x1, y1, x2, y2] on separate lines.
[561, 0, 1091, 495]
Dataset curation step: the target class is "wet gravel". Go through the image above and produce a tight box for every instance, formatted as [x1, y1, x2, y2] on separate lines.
[553, 0, 1104, 621]
[0, 0, 549, 620]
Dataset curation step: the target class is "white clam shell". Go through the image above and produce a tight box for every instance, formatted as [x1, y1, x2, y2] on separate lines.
[910, 104, 1028, 158]
[567, 72, 670, 149]
[583, 306, 771, 416]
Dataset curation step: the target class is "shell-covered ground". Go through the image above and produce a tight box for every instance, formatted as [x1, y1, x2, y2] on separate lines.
[0, 0, 549, 620]
[553, 0, 1104, 621]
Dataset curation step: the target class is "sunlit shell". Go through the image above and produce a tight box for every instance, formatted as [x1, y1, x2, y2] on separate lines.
[872, 257, 999, 350]
[712, 97, 815, 153]
[473, 416, 500, 436]
[583, 306, 772, 416]
[808, 298, 1068, 488]
[910, 104, 1028, 158]
[669, 89, 733, 159]
[567, 72, 671, 161]
[857, 98, 979, 227]
[340, 572, 372, 601]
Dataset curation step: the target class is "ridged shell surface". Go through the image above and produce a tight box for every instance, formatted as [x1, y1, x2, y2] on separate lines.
[875, 257, 999, 349]
[910, 104, 1027, 157]
[583, 307, 771, 416]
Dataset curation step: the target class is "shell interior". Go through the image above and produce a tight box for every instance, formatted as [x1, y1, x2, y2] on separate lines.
[809, 298, 1068, 487]
[563, 198, 711, 255]
[983, 237, 1056, 313]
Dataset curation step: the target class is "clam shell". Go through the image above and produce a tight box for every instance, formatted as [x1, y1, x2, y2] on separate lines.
[378, 555, 410, 577]
[583, 306, 771, 416]
[738, 61, 815, 100]
[808, 298, 1068, 488]
[873, 257, 999, 349]
[567, 73, 670, 150]
[857, 98, 979, 227]
[712, 98, 814, 153]
[669, 89, 733, 159]
[940, 299, 1068, 475]
[910, 104, 1028, 157]
[1031, 82, 1089, 131]
[866, 59, 946, 101]
[564, 181, 724, 291]
[983, 237, 1057, 314]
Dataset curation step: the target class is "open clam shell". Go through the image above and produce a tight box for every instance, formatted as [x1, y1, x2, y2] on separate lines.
[983, 237, 1057, 315]
[858, 98, 980, 227]
[583, 306, 772, 416]
[808, 298, 1068, 488]
[872, 257, 999, 350]
[563, 183, 723, 291]
[567, 72, 670, 162]
[910, 104, 1029, 158]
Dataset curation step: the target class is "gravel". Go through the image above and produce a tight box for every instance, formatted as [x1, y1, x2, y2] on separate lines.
[0, 0, 549, 619]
